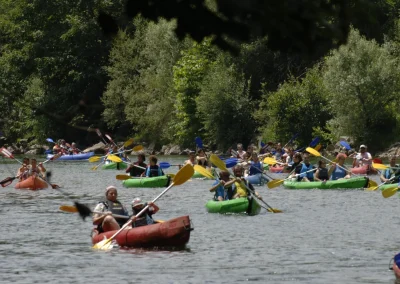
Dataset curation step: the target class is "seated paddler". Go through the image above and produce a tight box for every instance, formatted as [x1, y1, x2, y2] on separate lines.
[92, 186, 129, 234]
[126, 153, 147, 177]
[380, 155, 400, 183]
[129, 197, 159, 228]
[143, 155, 164, 177]
[209, 170, 236, 201]
[231, 165, 262, 200]
[297, 152, 315, 182]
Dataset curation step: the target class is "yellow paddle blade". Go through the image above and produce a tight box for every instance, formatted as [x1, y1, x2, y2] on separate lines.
[172, 164, 194, 185]
[365, 186, 378, 191]
[306, 147, 321, 157]
[267, 179, 284, 189]
[382, 186, 399, 198]
[263, 157, 278, 165]
[314, 144, 322, 151]
[132, 145, 143, 152]
[193, 165, 214, 179]
[210, 154, 228, 171]
[267, 208, 283, 213]
[107, 155, 122, 163]
[116, 175, 131, 180]
[93, 237, 114, 250]
[88, 156, 102, 163]
[59, 205, 78, 213]
[123, 138, 134, 148]
[372, 162, 388, 170]
[368, 180, 378, 187]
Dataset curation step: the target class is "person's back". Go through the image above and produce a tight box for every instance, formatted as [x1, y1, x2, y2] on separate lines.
[145, 155, 164, 177]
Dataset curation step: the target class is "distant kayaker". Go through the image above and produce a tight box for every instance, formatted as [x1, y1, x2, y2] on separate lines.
[17, 157, 30, 181]
[314, 160, 330, 181]
[297, 152, 315, 182]
[70, 142, 81, 154]
[196, 149, 209, 168]
[29, 158, 46, 178]
[209, 170, 236, 201]
[126, 153, 147, 177]
[287, 152, 303, 177]
[235, 143, 246, 159]
[53, 141, 62, 154]
[181, 151, 196, 168]
[143, 155, 164, 177]
[129, 197, 159, 228]
[231, 165, 262, 199]
[352, 145, 372, 168]
[92, 186, 129, 234]
[329, 153, 351, 180]
[273, 143, 285, 162]
[380, 155, 400, 183]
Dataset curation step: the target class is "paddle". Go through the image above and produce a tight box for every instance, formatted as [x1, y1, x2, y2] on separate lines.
[340, 141, 351, 150]
[381, 185, 400, 198]
[90, 155, 123, 171]
[193, 165, 215, 179]
[159, 162, 181, 169]
[210, 154, 282, 213]
[92, 163, 194, 250]
[263, 157, 285, 165]
[95, 128, 108, 145]
[46, 138, 55, 144]
[371, 162, 388, 170]
[116, 173, 176, 180]
[266, 168, 318, 189]
[60, 205, 129, 218]
[89, 145, 143, 163]
[195, 137, 203, 149]
[283, 133, 299, 148]
[0, 147, 23, 164]
[105, 134, 117, 147]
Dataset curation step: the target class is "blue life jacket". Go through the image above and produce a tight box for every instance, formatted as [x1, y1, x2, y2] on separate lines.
[299, 163, 314, 180]
[145, 165, 164, 177]
[249, 161, 263, 175]
[331, 165, 347, 180]
[212, 180, 234, 201]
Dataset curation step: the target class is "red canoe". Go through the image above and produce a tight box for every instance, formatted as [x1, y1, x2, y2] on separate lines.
[92, 216, 192, 248]
[15, 175, 48, 190]
[350, 165, 378, 175]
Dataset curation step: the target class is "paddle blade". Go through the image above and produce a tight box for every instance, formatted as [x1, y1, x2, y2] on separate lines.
[267, 179, 284, 189]
[314, 144, 322, 151]
[225, 159, 238, 168]
[93, 237, 113, 250]
[116, 175, 131, 180]
[132, 145, 143, 152]
[46, 138, 55, 143]
[105, 134, 113, 142]
[267, 208, 283, 213]
[368, 180, 378, 188]
[107, 155, 122, 163]
[306, 147, 321, 157]
[89, 156, 102, 163]
[0, 177, 15, 187]
[365, 186, 378, 191]
[309, 137, 320, 147]
[195, 137, 203, 148]
[263, 157, 278, 165]
[74, 202, 93, 220]
[172, 164, 194, 185]
[382, 186, 399, 198]
[372, 162, 388, 170]
[123, 138, 134, 148]
[340, 141, 351, 150]
[210, 154, 228, 171]
[0, 147, 14, 159]
[59, 205, 78, 213]
[159, 162, 171, 169]
[193, 165, 214, 179]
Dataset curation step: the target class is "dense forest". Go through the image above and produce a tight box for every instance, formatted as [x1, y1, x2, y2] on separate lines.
[0, 0, 399, 152]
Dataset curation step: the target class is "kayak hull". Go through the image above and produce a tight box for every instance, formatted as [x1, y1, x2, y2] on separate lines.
[283, 177, 369, 190]
[350, 165, 378, 175]
[245, 173, 269, 186]
[46, 152, 94, 161]
[122, 175, 171, 188]
[205, 197, 261, 216]
[15, 176, 48, 190]
[92, 216, 192, 248]
[102, 162, 128, 170]
[269, 166, 285, 173]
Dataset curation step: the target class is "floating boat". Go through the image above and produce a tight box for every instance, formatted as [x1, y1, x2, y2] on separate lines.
[269, 165, 285, 173]
[379, 183, 400, 191]
[205, 197, 261, 216]
[122, 175, 171, 188]
[92, 216, 192, 248]
[15, 175, 48, 190]
[283, 176, 369, 190]
[350, 165, 378, 175]
[102, 161, 128, 170]
[46, 152, 94, 161]
[245, 173, 269, 186]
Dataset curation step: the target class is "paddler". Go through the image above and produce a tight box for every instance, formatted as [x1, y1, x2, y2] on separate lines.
[142, 155, 164, 177]
[314, 160, 330, 181]
[328, 153, 351, 180]
[235, 143, 246, 159]
[380, 155, 400, 183]
[129, 197, 159, 228]
[181, 150, 196, 167]
[126, 153, 147, 177]
[92, 186, 129, 234]
[352, 144, 376, 174]
[196, 148, 209, 168]
[29, 158, 46, 178]
[70, 142, 81, 154]
[17, 157, 30, 181]
[231, 165, 262, 199]
[297, 152, 315, 182]
[209, 170, 236, 201]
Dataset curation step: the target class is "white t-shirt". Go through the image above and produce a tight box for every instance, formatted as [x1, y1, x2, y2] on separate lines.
[355, 152, 372, 166]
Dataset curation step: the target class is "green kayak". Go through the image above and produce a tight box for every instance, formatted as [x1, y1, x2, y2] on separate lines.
[122, 175, 171, 188]
[102, 162, 128, 170]
[205, 197, 261, 216]
[379, 183, 400, 191]
[283, 176, 369, 190]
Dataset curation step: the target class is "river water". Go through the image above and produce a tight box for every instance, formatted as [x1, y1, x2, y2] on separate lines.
[0, 156, 399, 283]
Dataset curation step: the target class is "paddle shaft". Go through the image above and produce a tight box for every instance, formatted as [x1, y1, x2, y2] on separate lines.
[283, 133, 299, 148]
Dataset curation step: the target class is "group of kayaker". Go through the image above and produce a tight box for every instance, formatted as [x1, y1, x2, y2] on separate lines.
[92, 186, 159, 235]
[17, 157, 47, 181]
[53, 139, 81, 155]
[125, 154, 165, 177]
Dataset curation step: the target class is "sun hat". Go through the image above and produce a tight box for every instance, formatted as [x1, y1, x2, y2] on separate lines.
[131, 197, 144, 207]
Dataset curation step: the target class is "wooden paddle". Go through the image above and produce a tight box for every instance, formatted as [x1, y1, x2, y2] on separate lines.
[210, 154, 282, 213]
[92, 164, 194, 250]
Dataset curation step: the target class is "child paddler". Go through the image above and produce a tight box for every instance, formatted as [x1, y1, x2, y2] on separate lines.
[380, 155, 400, 183]
[142, 155, 164, 177]
[231, 165, 262, 200]
[129, 197, 159, 228]
[209, 170, 236, 201]
[92, 186, 129, 234]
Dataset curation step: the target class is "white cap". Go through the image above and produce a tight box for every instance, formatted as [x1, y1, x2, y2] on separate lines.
[105, 185, 117, 195]
[131, 197, 144, 207]
[360, 145, 367, 149]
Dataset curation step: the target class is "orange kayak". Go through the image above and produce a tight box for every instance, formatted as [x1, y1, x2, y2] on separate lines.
[15, 175, 48, 190]
[350, 165, 378, 175]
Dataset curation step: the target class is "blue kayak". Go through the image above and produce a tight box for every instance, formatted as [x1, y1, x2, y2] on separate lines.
[46, 152, 94, 161]
[245, 173, 269, 186]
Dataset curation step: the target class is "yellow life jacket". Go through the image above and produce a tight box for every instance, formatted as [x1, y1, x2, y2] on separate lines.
[234, 181, 248, 197]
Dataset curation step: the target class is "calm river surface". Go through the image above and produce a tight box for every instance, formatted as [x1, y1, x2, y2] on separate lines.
[0, 155, 399, 284]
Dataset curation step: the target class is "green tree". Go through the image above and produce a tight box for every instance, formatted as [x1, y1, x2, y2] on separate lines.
[323, 29, 400, 152]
